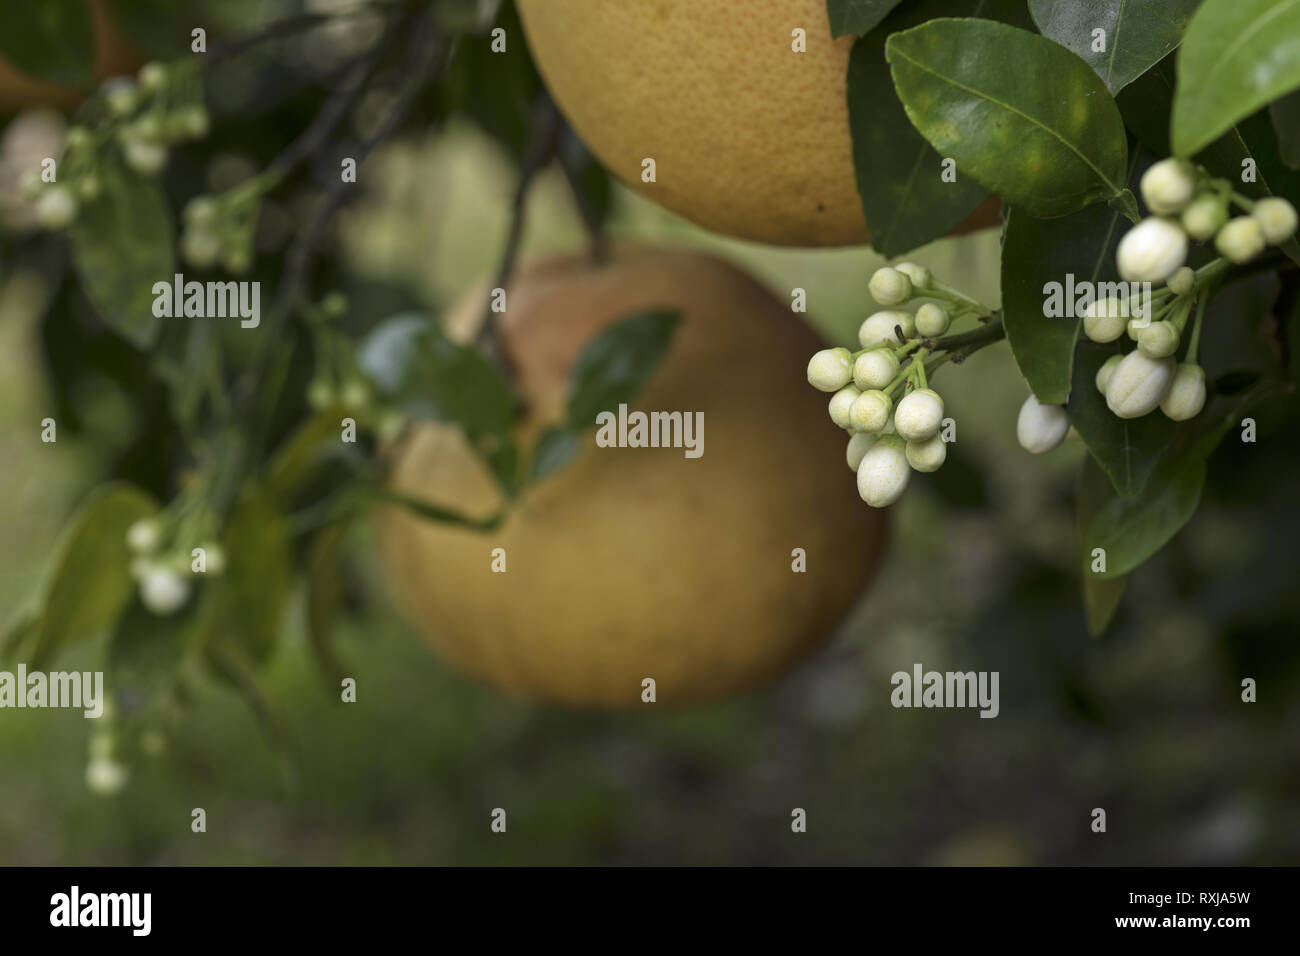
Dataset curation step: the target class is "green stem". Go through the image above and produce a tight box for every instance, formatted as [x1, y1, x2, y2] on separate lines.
[1109, 188, 1141, 225]
[1186, 294, 1208, 364]
[928, 280, 993, 318]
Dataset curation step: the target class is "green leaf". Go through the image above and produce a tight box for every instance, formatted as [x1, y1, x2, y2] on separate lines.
[1067, 343, 1178, 496]
[531, 426, 581, 482]
[68, 157, 175, 350]
[30, 484, 159, 668]
[305, 523, 349, 687]
[847, 0, 995, 257]
[109, 598, 192, 708]
[1082, 574, 1126, 635]
[1271, 90, 1300, 168]
[1083, 454, 1206, 579]
[1028, 0, 1199, 94]
[886, 18, 1130, 217]
[1172, 0, 1300, 157]
[367, 487, 504, 531]
[197, 487, 292, 666]
[826, 0, 906, 37]
[1001, 201, 1128, 404]
[359, 312, 514, 438]
[0, 1, 94, 86]
[566, 310, 681, 429]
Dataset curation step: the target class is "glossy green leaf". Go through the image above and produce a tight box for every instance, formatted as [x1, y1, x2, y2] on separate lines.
[30, 484, 159, 668]
[827, 0, 906, 37]
[1067, 343, 1177, 496]
[1172, 0, 1300, 157]
[1082, 454, 1206, 579]
[847, 0, 998, 257]
[1001, 201, 1128, 404]
[1029, 0, 1199, 94]
[886, 18, 1129, 217]
[566, 310, 681, 429]
[0, 1, 93, 86]
[1271, 90, 1300, 168]
[68, 157, 174, 350]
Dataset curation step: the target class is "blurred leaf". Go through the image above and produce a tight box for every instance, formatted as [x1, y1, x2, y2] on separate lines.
[30, 483, 159, 668]
[367, 487, 503, 531]
[1271, 90, 1300, 168]
[0, 1, 94, 86]
[531, 426, 580, 482]
[68, 157, 175, 350]
[846, 0, 999, 257]
[566, 310, 681, 429]
[1001, 201, 1127, 404]
[886, 19, 1129, 217]
[0, 613, 42, 665]
[1028, 0, 1198, 94]
[107, 0, 266, 59]
[1082, 573, 1126, 636]
[305, 523, 349, 686]
[1067, 343, 1177, 496]
[435, 0, 505, 34]
[109, 597, 192, 710]
[197, 486, 291, 666]
[826, 0, 906, 37]
[1172, 0, 1300, 157]
[266, 408, 350, 502]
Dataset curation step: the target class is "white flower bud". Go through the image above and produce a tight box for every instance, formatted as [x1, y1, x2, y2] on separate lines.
[184, 195, 218, 225]
[1137, 320, 1180, 358]
[828, 385, 862, 429]
[1215, 216, 1265, 263]
[1160, 362, 1206, 421]
[103, 78, 138, 116]
[1252, 197, 1298, 245]
[126, 518, 162, 554]
[1082, 295, 1129, 343]
[856, 435, 910, 507]
[807, 347, 854, 392]
[1117, 217, 1188, 282]
[853, 349, 900, 390]
[905, 433, 947, 472]
[181, 227, 221, 269]
[138, 61, 168, 92]
[86, 756, 129, 797]
[893, 387, 944, 441]
[1095, 353, 1123, 394]
[849, 389, 893, 433]
[893, 261, 932, 290]
[34, 186, 78, 230]
[1105, 350, 1175, 419]
[1166, 266, 1195, 296]
[139, 565, 192, 615]
[1016, 394, 1069, 454]
[914, 302, 950, 338]
[1140, 158, 1198, 215]
[869, 266, 913, 306]
[1126, 318, 1144, 341]
[846, 432, 875, 471]
[1181, 195, 1228, 240]
[122, 139, 168, 176]
[858, 310, 916, 348]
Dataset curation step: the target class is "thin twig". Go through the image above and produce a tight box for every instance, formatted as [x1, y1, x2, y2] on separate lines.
[476, 96, 564, 370]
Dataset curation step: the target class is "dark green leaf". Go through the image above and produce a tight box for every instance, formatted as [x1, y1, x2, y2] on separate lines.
[435, 0, 505, 34]
[359, 313, 514, 438]
[1083, 454, 1206, 578]
[197, 486, 292, 666]
[305, 523, 349, 686]
[1001, 201, 1128, 404]
[826, 0, 906, 37]
[566, 310, 681, 429]
[1028, 0, 1199, 94]
[0, 1, 94, 86]
[1271, 90, 1300, 168]
[1172, 0, 1300, 157]
[531, 426, 581, 482]
[68, 157, 175, 350]
[1082, 573, 1126, 635]
[847, 0, 996, 256]
[1067, 343, 1178, 495]
[30, 484, 159, 668]
[886, 19, 1130, 217]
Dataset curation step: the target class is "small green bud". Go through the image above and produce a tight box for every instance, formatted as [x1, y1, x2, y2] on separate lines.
[320, 291, 349, 319]
[181, 227, 222, 269]
[34, 186, 78, 229]
[1139, 158, 1197, 215]
[1159, 362, 1206, 421]
[1252, 197, 1298, 245]
[1095, 353, 1124, 394]
[1215, 216, 1265, 263]
[1137, 320, 1180, 358]
[1082, 295, 1129, 343]
[848, 389, 892, 434]
[868, 266, 913, 306]
[893, 261, 931, 290]
[828, 385, 862, 429]
[914, 302, 950, 338]
[103, 77, 139, 116]
[122, 139, 168, 176]
[1166, 265, 1195, 296]
[1181, 194, 1228, 240]
[905, 432, 947, 472]
[138, 61, 168, 91]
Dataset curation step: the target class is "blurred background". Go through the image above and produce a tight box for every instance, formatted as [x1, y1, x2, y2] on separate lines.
[1, 0, 1298, 865]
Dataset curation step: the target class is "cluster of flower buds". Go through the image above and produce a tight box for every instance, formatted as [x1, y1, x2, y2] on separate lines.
[1118, 159, 1298, 283]
[808, 262, 990, 508]
[179, 187, 260, 275]
[21, 61, 209, 232]
[125, 516, 224, 616]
